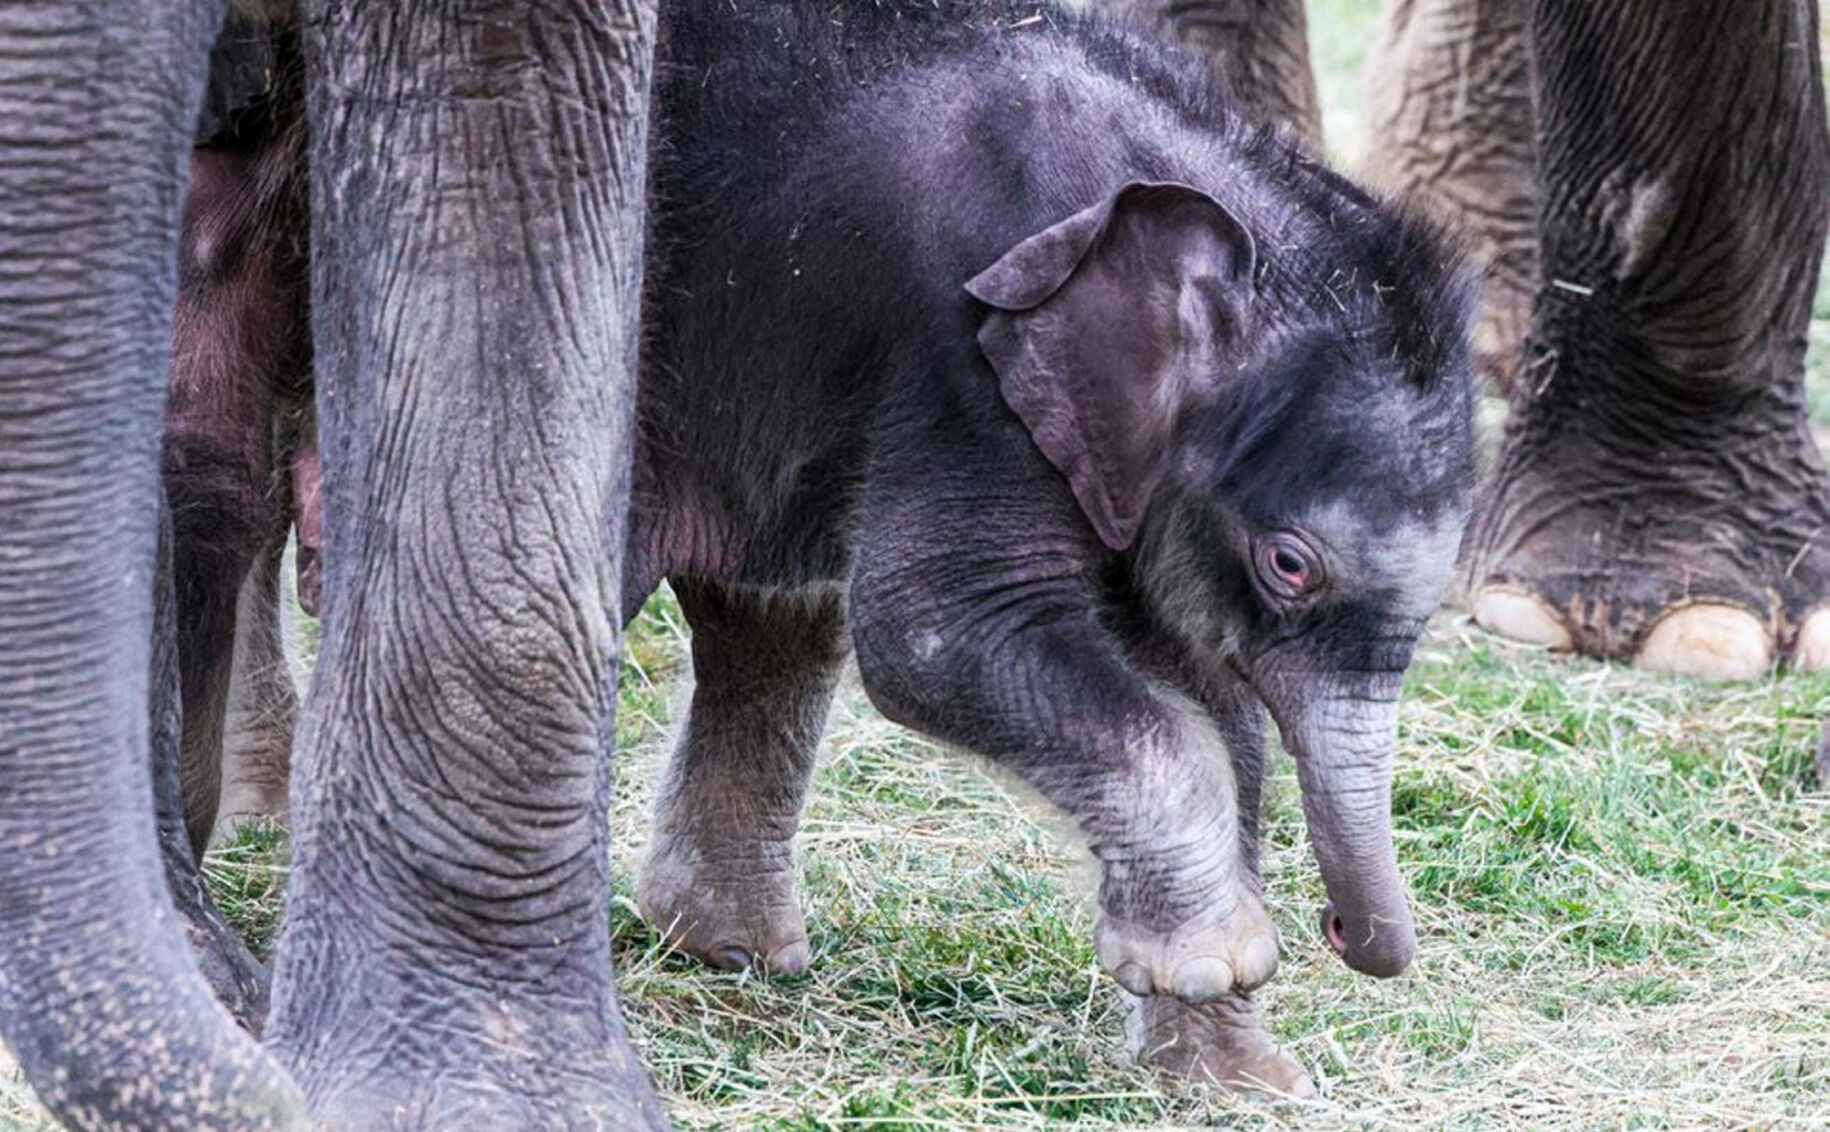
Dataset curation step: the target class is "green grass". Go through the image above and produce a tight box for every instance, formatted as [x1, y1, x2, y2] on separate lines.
[6, 3, 1830, 1129]
[619, 610, 1830, 1131]
[14, 602, 1823, 1131]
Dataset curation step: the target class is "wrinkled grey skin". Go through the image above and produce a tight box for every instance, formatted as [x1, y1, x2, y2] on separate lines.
[0, 3, 298, 1127]
[0, 0, 669, 1128]
[632, 0, 1475, 1096]
[1184, 0, 1830, 680]
[262, 1, 669, 1126]
[1461, 0, 1830, 680]
[1360, 0, 1535, 392]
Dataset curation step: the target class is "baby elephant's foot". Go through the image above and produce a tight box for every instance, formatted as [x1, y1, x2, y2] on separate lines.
[1095, 895, 1279, 1004]
[635, 836, 810, 976]
[1129, 992, 1315, 1099]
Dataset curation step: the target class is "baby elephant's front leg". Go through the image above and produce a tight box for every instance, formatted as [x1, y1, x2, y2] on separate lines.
[1079, 701, 1278, 1003]
[854, 597, 1276, 1004]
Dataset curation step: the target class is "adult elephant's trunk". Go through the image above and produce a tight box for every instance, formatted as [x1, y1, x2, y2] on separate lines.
[1264, 678, 1416, 978]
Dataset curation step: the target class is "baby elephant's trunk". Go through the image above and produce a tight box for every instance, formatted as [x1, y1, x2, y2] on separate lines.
[1271, 677, 1416, 978]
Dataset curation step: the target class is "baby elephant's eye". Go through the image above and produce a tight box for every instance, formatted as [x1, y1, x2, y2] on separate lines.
[1252, 532, 1326, 602]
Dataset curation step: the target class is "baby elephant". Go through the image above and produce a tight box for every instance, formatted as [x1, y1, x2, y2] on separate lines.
[166, 21, 314, 854]
[632, 0, 1477, 1093]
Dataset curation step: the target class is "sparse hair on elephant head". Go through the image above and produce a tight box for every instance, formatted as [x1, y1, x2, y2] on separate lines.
[968, 175, 1479, 981]
[968, 177, 1475, 556]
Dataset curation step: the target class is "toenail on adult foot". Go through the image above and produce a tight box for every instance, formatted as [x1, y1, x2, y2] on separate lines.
[1170, 956, 1234, 1004]
[1635, 604, 1772, 680]
[1472, 587, 1572, 649]
[1792, 608, 1830, 672]
[711, 946, 754, 972]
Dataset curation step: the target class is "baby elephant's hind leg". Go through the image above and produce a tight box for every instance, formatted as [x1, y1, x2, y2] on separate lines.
[636, 580, 845, 976]
[213, 535, 299, 843]
[1129, 993, 1314, 1099]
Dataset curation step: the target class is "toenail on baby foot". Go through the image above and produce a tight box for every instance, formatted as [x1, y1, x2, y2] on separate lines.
[767, 938, 811, 976]
[1114, 961, 1155, 997]
[1170, 956, 1234, 1004]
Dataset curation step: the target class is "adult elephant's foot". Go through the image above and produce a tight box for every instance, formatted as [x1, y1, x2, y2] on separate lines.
[1464, 0, 1830, 678]
[212, 727, 292, 846]
[308, 1084, 663, 1132]
[210, 676, 296, 847]
[299, 1036, 665, 1131]
[210, 539, 300, 847]
[1094, 893, 1280, 1004]
[277, 974, 668, 1132]
[1463, 379, 1830, 678]
[1128, 992, 1315, 1099]
[636, 830, 811, 975]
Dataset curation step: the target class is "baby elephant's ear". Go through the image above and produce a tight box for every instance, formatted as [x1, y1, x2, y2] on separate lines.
[966, 181, 1257, 550]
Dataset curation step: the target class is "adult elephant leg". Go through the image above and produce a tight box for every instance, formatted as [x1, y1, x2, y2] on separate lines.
[166, 439, 287, 857]
[1463, 0, 1830, 677]
[166, 497, 241, 852]
[0, 2, 302, 1128]
[265, 2, 670, 1128]
[1107, 0, 1322, 147]
[1361, 0, 1536, 390]
[636, 580, 846, 977]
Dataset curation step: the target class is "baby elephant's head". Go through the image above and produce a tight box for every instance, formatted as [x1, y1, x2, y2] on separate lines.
[970, 179, 1476, 979]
